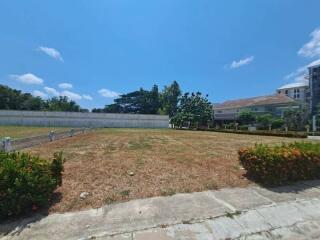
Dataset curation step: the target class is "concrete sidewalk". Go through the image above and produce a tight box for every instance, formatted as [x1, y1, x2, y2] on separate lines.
[1, 180, 320, 240]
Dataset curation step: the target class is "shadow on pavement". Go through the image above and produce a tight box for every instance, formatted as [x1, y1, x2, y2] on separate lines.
[0, 192, 62, 237]
[265, 180, 320, 193]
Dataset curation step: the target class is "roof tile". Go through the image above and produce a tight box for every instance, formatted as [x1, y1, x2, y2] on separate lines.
[213, 94, 296, 110]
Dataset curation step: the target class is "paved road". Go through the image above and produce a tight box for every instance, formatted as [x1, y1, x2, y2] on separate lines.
[1, 180, 320, 240]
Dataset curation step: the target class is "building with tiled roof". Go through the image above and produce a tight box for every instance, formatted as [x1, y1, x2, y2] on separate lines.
[213, 94, 300, 121]
[213, 64, 320, 122]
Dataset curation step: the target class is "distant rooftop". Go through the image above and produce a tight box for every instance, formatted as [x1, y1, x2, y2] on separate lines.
[277, 81, 309, 90]
[213, 94, 296, 110]
[308, 63, 320, 69]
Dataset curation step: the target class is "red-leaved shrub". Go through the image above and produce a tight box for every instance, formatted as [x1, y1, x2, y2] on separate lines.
[239, 142, 320, 185]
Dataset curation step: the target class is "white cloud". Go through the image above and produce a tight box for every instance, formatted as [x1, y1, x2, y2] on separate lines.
[60, 90, 82, 101]
[284, 27, 320, 83]
[230, 56, 254, 69]
[82, 94, 93, 100]
[58, 83, 73, 89]
[38, 46, 63, 61]
[98, 88, 119, 98]
[9, 73, 43, 85]
[307, 58, 320, 68]
[294, 74, 308, 83]
[285, 58, 320, 82]
[284, 66, 306, 80]
[32, 90, 48, 98]
[44, 86, 60, 96]
[44, 86, 88, 101]
[298, 28, 320, 58]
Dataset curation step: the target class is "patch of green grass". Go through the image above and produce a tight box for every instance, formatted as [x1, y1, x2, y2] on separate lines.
[105, 144, 118, 153]
[161, 188, 176, 196]
[225, 210, 242, 219]
[182, 187, 192, 193]
[66, 198, 81, 211]
[119, 190, 130, 198]
[128, 137, 151, 150]
[104, 196, 116, 205]
[205, 180, 219, 190]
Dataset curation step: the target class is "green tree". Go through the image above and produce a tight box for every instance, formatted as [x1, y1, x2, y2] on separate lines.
[101, 85, 161, 114]
[272, 118, 284, 129]
[0, 85, 82, 112]
[283, 107, 309, 130]
[160, 81, 181, 117]
[149, 85, 160, 114]
[0, 85, 46, 110]
[171, 92, 213, 128]
[45, 96, 81, 112]
[237, 111, 256, 125]
[102, 103, 122, 113]
[256, 114, 273, 129]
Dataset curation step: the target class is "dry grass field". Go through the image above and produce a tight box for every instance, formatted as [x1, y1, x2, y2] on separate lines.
[25, 128, 302, 213]
[0, 126, 69, 139]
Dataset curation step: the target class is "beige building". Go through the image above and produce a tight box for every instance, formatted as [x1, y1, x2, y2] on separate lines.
[277, 81, 309, 102]
[213, 94, 299, 121]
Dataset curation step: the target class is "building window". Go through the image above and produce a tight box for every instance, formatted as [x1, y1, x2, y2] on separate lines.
[285, 90, 288, 95]
[294, 88, 300, 99]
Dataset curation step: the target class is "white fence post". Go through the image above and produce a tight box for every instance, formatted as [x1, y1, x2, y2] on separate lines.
[3, 137, 12, 152]
[48, 131, 55, 142]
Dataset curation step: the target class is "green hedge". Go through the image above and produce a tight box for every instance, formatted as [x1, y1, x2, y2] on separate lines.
[239, 142, 320, 185]
[0, 151, 64, 219]
[210, 129, 308, 138]
[174, 127, 309, 138]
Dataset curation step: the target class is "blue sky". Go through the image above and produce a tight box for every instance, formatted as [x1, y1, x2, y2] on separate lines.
[1, 0, 320, 109]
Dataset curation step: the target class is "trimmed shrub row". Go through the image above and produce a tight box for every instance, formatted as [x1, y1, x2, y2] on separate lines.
[239, 142, 320, 185]
[0, 151, 64, 220]
[175, 127, 309, 138]
[210, 129, 308, 138]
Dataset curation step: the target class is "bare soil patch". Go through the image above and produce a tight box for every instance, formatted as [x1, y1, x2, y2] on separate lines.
[26, 128, 300, 213]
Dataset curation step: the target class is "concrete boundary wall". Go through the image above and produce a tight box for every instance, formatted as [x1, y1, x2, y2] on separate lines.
[0, 110, 169, 128]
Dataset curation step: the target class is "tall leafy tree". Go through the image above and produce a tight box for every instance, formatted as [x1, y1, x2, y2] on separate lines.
[283, 107, 309, 130]
[149, 85, 160, 114]
[21, 96, 45, 110]
[171, 92, 213, 127]
[160, 81, 181, 117]
[237, 111, 256, 125]
[100, 85, 161, 114]
[256, 114, 273, 129]
[45, 96, 81, 112]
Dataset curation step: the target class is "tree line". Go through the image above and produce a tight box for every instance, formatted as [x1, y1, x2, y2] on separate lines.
[0, 85, 85, 112]
[92, 81, 213, 127]
[92, 81, 183, 116]
[234, 107, 310, 131]
[3, 81, 316, 131]
[0, 82, 214, 126]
